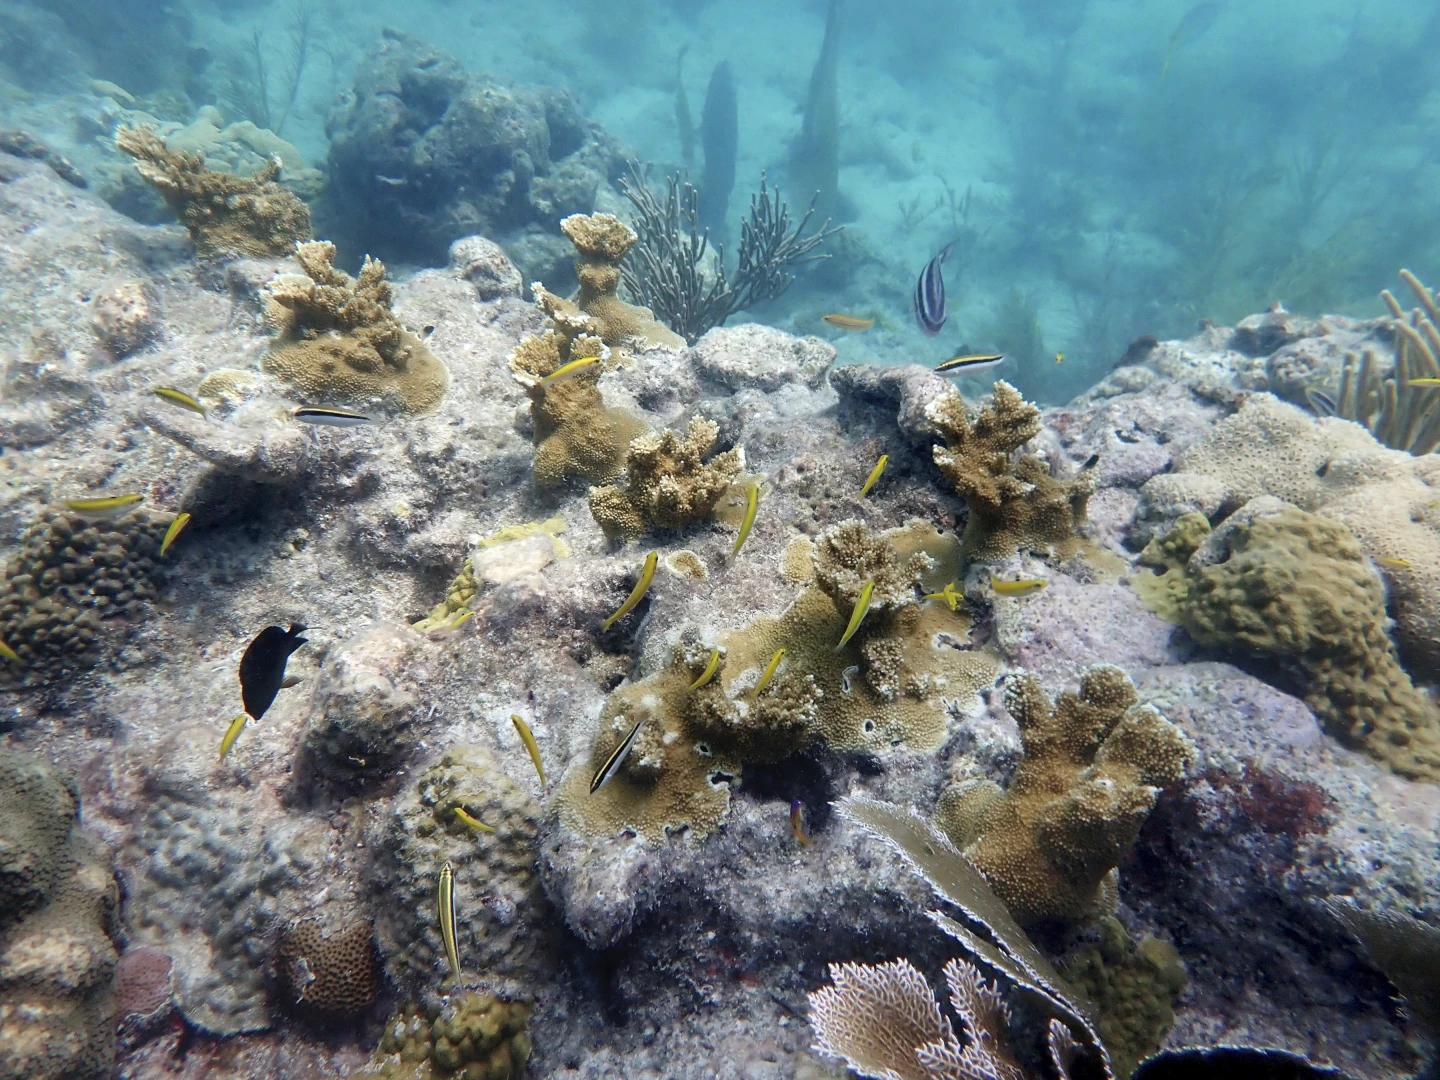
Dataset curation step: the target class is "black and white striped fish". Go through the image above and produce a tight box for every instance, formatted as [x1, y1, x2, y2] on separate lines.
[913, 243, 953, 336]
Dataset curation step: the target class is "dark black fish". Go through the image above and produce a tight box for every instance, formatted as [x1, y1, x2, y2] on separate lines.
[1080, 453, 1101, 471]
[914, 243, 953, 336]
[239, 624, 309, 721]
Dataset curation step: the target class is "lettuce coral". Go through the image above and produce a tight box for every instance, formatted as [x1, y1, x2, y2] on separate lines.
[926, 380, 1094, 562]
[544, 213, 684, 349]
[261, 240, 449, 414]
[935, 666, 1195, 927]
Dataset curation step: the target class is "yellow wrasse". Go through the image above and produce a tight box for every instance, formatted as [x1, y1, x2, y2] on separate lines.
[453, 806, 496, 833]
[160, 512, 192, 556]
[835, 580, 875, 651]
[822, 313, 875, 331]
[218, 713, 250, 760]
[591, 717, 645, 794]
[542, 355, 600, 384]
[64, 493, 144, 518]
[153, 387, 207, 417]
[731, 483, 759, 557]
[438, 861, 460, 983]
[1409, 377, 1440, 386]
[790, 799, 811, 845]
[1055, 352, 1064, 364]
[0, 639, 20, 663]
[991, 577, 1048, 597]
[510, 714, 546, 787]
[449, 610, 475, 629]
[859, 455, 888, 498]
[754, 648, 786, 695]
[688, 649, 722, 692]
[922, 582, 961, 611]
[601, 551, 658, 631]
[1378, 557, 1413, 568]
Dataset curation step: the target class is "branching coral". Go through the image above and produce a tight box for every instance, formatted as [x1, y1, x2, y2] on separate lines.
[116, 125, 311, 258]
[935, 666, 1196, 928]
[261, 240, 449, 414]
[927, 381, 1094, 562]
[587, 417, 744, 541]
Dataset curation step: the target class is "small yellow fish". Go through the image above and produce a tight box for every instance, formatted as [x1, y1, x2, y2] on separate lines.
[542, 355, 601, 385]
[1378, 557, 1412, 569]
[859, 455, 888, 498]
[1055, 352, 1064, 364]
[732, 483, 759, 558]
[64, 493, 144, 518]
[834, 580, 875, 652]
[510, 714, 546, 787]
[453, 806, 496, 833]
[160, 512, 192, 557]
[1409, 377, 1440, 386]
[218, 713, 250, 760]
[922, 582, 961, 611]
[687, 649, 722, 692]
[991, 577, 1048, 597]
[601, 551, 658, 631]
[754, 648, 787, 695]
[438, 861, 460, 983]
[153, 387, 207, 417]
[449, 610, 475, 629]
[591, 717, 645, 794]
[822, 314, 875, 331]
[0, 639, 21, 663]
[790, 798, 811, 845]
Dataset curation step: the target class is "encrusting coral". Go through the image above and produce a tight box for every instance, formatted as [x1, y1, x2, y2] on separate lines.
[555, 520, 1000, 842]
[261, 240, 449, 414]
[352, 993, 532, 1080]
[926, 380, 1094, 562]
[935, 666, 1196, 928]
[116, 125, 311, 258]
[275, 918, 378, 1019]
[587, 416, 745, 542]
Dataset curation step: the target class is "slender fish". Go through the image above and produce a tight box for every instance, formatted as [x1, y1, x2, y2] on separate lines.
[1378, 557, 1412, 569]
[790, 799, 812, 845]
[453, 806, 496, 833]
[1080, 453, 1101, 471]
[160, 512, 191, 557]
[437, 861, 460, 983]
[542, 356, 601, 385]
[687, 649, 722, 692]
[64, 494, 143, 518]
[834, 580, 875, 651]
[731, 483, 759, 557]
[590, 717, 646, 794]
[0, 639, 21, 663]
[922, 582, 961, 611]
[991, 577, 1048, 597]
[292, 406, 373, 427]
[448, 610, 475, 629]
[935, 353, 1005, 375]
[913, 243, 953, 336]
[601, 551, 658, 631]
[822, 314, 875, 331]
[859, 455, 888, 498]
[1409, 377, 1440, 386]
[153, 387, 207, 417]
[753, 648, 786, 695]
[510, 714, 546, 787]
[218, 713, 249, 760]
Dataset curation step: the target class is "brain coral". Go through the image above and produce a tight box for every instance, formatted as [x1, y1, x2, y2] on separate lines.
[261, 240, 448, 415]
[275, 918, 378, 1019]
[935, 666, 1195, 927]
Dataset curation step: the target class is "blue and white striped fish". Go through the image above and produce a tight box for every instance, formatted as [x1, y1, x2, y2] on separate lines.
[913, 243, 953, 336]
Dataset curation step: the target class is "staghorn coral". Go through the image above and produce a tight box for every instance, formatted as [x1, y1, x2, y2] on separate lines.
[275, 919, 378, 1019]
[927, 381, 1094, 562]
[354, 993, 532, 1080]
[115, 125, 310, 258]
[1180, 503, 1440, 781]
[261, 240, 449, 415]
[544, 213, 683, 349]
[587, 416, 745, 542]
[935, 666, 1196, 928]
[508, 297, 648, 488]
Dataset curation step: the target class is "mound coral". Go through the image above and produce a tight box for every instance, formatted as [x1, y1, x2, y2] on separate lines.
[354, 993, 531, 1080]
[275, 919, 377, 1019]
[935, 666, 1195, 927]
[261, 240, 449, 415]
[555, 521, 1000, 841]
[927, 381, 1094, 562]
[116, 125, 311, 258]
[587, 416, 744, 542]
[508, 296, 648, 488]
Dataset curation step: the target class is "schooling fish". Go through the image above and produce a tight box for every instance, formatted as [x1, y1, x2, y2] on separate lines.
[510, 714, 546, 787]
[292, 406, 373, 427]
[542, 356, 601, 385]
[922, 582, 961, 611]
[822, 314, 875, 331]
[160, 512, 191, 557]
[859, 455, 888, 498]
[731, 483, 759, 558]
[218, 713, 249, 761]
[601, 551, 658, 631]
[453, 806, 496, 834]
[590, 717, 646, 794]
[687, 649, 722, 692]
[437, 861, 460, 983]
[754, 647, 787, 695]
[914, 243, 953, 336]
[991, 577, 1048, 597]
[239, 623, 309, 722]
[936, 353, 1005, 376]
[64, 494, 144, 519]
[790, 798, 812, 845]
[153, 387, 207, 418]
[835, 580, 875, 652]
[0, 639, 21, 663]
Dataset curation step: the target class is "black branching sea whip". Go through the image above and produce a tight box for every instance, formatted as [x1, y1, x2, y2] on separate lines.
[914, 243, 953, 336]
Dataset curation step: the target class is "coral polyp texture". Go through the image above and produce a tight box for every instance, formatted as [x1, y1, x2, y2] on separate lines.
[275, 919, 378, 1019]
[354, 993, 532, 1080]
[587, 416, 745, 542]
[935, 666, 1196, 927]
[261, 240, 449, 414]
[546, 213, 684, 349]
[927, 380, 1094, 562]
[115, 125, 311, 258]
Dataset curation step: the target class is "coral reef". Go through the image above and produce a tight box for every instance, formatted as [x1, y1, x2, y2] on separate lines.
[90, 280, 160, 358]
[935, 666, 1196, 927]
[354, 993, 532, 1079]
[275, 919, 378, 1020]
[545, 214, 683, 349]
[587, 416, 744, 542]
[927, 381, 1094, 561]
[1131, 511, 1212, 624]
[115, 125, 311, 258]
[0, 748, 118, 1080]
[114, 945, 174, 1048]
[261, 240, 449, 414]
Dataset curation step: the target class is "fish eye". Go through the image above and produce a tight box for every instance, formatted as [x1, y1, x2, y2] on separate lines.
[863, 719, 876, 733]
[696, 742, 712, 757]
